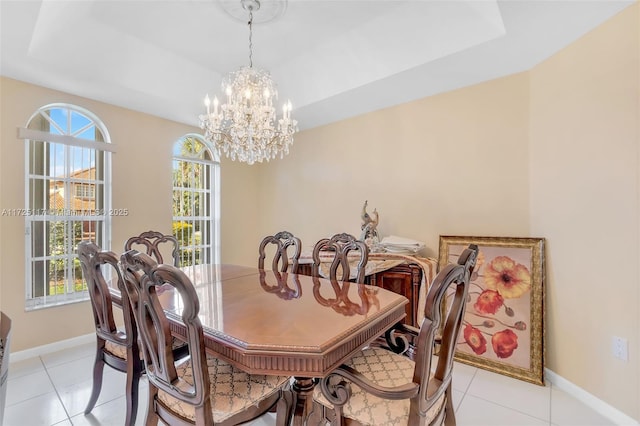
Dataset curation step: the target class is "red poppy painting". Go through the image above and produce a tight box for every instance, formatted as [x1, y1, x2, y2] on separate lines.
[438, 236, 545, 386]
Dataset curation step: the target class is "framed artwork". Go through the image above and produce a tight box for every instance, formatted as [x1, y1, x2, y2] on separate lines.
[438, 236, 545, 385]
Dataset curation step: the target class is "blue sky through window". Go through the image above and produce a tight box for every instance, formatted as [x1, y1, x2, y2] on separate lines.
[47, 107, 99, 177]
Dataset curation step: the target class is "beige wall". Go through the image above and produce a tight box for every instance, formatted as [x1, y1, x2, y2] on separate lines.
[257, 72, 531, 258]
[0, 77, 260, 351]
[529, 4, 639, 419]
[219, 160, 261, 265]
[0, 3, 638, 421]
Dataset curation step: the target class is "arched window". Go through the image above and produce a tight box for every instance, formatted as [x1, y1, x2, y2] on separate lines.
[172, 135, 220, 266]
[21, 104, 112, 309]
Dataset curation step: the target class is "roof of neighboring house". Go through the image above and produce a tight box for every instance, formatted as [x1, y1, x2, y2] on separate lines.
[49, 166, 98, 212]
[67, 167, 96, 180]
[49, 188, 96, 212]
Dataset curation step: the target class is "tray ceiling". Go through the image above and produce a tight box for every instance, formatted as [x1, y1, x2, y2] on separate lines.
[0, 0, 634, 130]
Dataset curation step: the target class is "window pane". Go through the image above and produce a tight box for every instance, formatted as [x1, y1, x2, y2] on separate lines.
[49, 108, 68, 134]
[70, 111, 91, 136]
[50, 143, 65, 177]
[25, 104, 110, 309]
[48, 178, 65, 211]
[172, 136, 218, 267]
[31, 260, 48, 298]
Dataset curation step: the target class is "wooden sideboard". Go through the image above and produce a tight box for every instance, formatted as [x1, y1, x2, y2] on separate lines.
[297, 262, 424, 327]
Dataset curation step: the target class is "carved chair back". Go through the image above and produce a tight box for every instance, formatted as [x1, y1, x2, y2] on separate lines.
[414, 244, 478, 419]
[318, 244, 478, 425]
[77, 241, 141, 425]
[120, 250, 213, 424]
[78, 241, 138, 356]
[124, 230, 180, 267]
[311, 233, 369, 283]
[258, 231, 302, 273]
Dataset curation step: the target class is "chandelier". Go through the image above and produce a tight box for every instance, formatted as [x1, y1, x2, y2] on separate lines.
[199, 0, 298, 165]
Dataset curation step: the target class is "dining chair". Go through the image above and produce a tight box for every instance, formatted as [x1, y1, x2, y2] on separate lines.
[311, 233, 369, 283]
[258, 230, 302, 273]
[120, 249, 292, 425]
[77, 241, 142, 426]
[124, 230, 180, 266]
[312, 244, 479, 426]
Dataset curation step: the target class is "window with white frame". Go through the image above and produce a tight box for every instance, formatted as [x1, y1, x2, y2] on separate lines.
[74, 183, 95, 199]
[22, 103, 112, 310]
[172, 135, 220, 266]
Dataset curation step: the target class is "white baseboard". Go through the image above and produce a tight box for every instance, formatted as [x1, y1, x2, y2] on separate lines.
[545, 368, 639, 425]
[10, 333, 95, 363]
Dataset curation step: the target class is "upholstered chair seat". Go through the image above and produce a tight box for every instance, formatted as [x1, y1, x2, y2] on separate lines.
[157, 356, 289, 423]
[313, 245, 479, 426]
[103, 339, 128, 360]
[313, 347, 445, 426]
[104, 336, 188, 365]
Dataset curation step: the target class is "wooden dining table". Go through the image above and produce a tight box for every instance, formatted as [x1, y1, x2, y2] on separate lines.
[113, 263, 408, 425]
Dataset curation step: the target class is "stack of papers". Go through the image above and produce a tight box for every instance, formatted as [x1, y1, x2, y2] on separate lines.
[379, 235, 426, 255]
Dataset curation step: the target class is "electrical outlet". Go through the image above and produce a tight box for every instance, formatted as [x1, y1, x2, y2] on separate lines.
[612, 336, 628, 361]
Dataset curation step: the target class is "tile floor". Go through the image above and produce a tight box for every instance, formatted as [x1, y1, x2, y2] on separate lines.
[3, 341, 619, 426]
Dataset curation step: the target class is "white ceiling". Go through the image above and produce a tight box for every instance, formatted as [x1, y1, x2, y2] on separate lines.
[0, 0, 634, 131]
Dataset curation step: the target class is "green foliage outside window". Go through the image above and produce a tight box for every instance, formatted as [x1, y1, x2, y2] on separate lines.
[172, 136, 212, 267]
[48, 221, 86, 294]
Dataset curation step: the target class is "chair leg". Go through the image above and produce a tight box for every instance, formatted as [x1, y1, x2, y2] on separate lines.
[84, 343, 105, 414]
[306, 399, 326, 426]
[145, 383, 159, 426]
[275, 387, 294, 426]
[444, 385, 456, 426]
[124, 356, 142, 426]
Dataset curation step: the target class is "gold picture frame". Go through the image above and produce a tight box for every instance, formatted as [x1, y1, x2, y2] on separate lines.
[438, 236, 545, 385]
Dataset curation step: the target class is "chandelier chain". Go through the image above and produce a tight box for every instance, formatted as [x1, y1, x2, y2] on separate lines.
[248, 9, 253, 68]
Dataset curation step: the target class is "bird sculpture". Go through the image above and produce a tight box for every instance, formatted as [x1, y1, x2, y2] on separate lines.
[361, 200, 372, 230]
[360, 200, 379, 243]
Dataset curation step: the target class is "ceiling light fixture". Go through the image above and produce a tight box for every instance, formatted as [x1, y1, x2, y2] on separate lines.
[200, 0, 298, 165]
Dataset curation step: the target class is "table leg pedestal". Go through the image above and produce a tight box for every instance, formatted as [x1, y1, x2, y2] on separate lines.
[291, 377, 321, 426]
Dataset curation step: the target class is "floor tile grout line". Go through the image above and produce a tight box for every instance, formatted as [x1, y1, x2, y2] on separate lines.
[7, 344, 616, 426]
[39, 346, 121, 423]
[464, 390, 552, 424]
[4, 356, 55, 408]
[464, 367, 554, 424]
[42, 348, 133, 424]
[461, 367, 478, 394]
[40, 354, 74, 424]
[453, 366, 478, 412]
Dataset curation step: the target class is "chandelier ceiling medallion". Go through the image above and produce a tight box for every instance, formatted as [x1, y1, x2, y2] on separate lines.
[200, 0, 298, 165]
